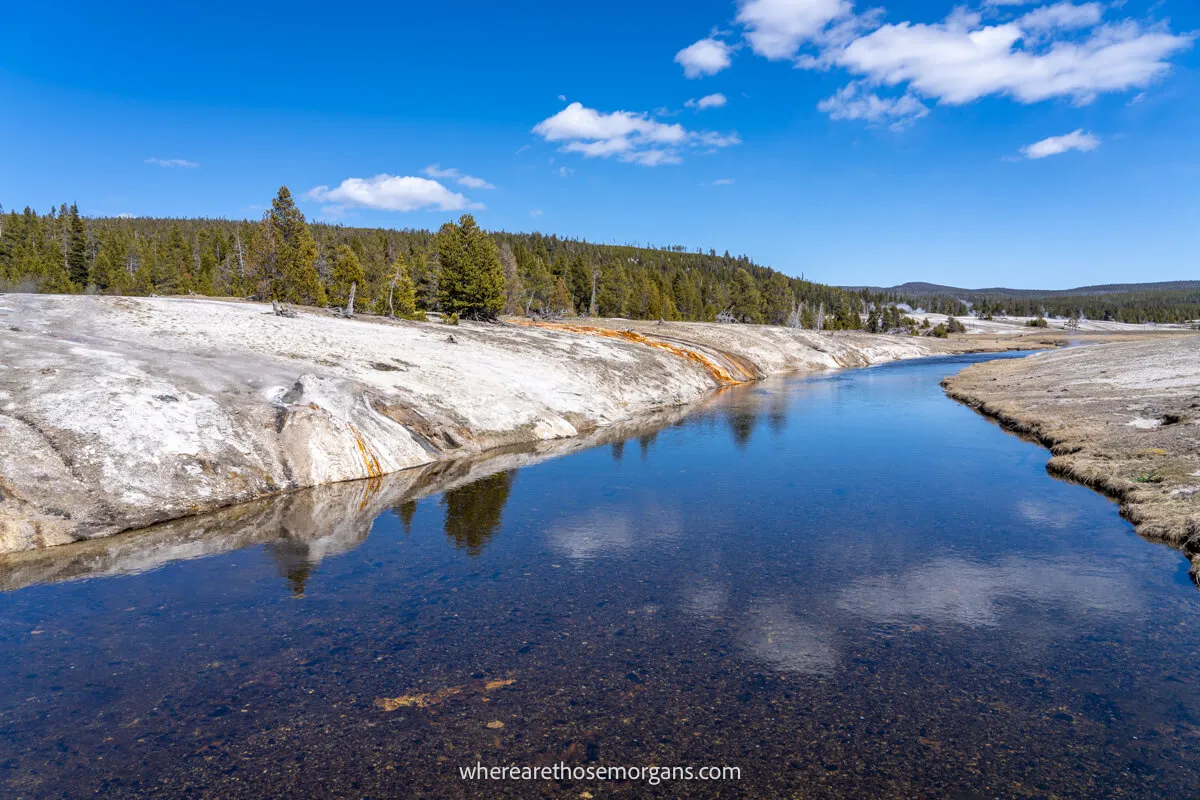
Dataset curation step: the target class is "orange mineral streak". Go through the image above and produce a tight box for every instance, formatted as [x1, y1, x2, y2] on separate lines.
[348, 423, 384, 479]
[513, 320, 745, 386]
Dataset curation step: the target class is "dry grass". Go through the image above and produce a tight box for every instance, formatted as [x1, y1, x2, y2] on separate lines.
[942, 333, 1200, 579]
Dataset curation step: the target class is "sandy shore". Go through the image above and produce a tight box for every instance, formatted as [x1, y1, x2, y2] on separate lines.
[943, 335, 1200, 577]
[0, 295, 1034, 553]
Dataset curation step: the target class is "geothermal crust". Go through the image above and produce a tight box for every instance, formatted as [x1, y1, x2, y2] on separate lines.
[943, 335, 1200, 574]
[1, 294, 985, 553]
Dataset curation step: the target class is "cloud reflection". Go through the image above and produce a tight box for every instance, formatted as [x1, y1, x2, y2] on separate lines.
[740, 601, 840, 676]
[837, 556, 1138, 629]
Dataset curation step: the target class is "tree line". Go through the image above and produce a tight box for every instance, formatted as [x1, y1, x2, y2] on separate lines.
[4, 189, 1193, 327]
[965, 292, 1200, 325]
[0, 187, 896, 329]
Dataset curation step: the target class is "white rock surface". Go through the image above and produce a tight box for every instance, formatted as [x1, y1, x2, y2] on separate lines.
[0, 295, 946, 552]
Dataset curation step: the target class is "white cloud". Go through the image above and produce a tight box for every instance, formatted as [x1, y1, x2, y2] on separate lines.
[532, 102, 739, 166]
[421, 164, 496, 190]
[685, 92, 729, 110]
[530, 208, 543, 218]
[818, 80, 929, 130]
[624, 149, 683, 167]
[1020, 128, 1100, 158]
[557, 166, 575, 177]
[833, 14, 1194, 106]
[687, 2, 1192, 129]
[534, 102, 688, 144]
[116, 212, 134, 218]
[675, 37, 734, 77]
[1018, 2, 1104, 33]
[145, 157, 198, 168]
[695, 130, 743, 148]
[712, 178, 736, 185]
[736, 0, 854, 60]
[306, 174, 480, 212]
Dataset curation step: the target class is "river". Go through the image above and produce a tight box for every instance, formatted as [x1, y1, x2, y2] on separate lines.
[2, 353, 1198, 798]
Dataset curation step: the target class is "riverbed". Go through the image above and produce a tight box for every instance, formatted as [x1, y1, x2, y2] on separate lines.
[2, 353, 1198, 798]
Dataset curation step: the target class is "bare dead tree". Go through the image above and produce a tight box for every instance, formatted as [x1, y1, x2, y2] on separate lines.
[716, 308, 738, 324]
[272, 299, 297, 318]
[387, 263, 401, 318]
[339, 282, 357, 318]
[786, 300, 805, 329]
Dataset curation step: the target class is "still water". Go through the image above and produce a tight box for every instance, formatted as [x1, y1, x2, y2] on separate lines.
[2, 353, 1199, 799]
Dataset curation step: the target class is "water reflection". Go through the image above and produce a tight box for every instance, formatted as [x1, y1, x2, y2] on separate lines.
[4, 353, 1200, 799]
[442, 470, 515, 556]
[394, 499, 418, 534]
[548, 503, 682, 562]
[837, 555, 1139, 629]
[742, 601, 840, 676]
[0, 402, 699, 594]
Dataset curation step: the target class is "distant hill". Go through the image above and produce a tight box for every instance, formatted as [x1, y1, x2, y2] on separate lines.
[844, 280, 1200, 299]
[839, 280, 1200, 325]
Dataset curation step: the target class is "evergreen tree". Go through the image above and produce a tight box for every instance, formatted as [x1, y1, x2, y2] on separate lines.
[550, 274, 574, 314]
[435, 214, 506, 320]
[731, 268, 764, 323]
[387, 254, 422, 319]
[249, 187, 326, 305]
[66, 203, 88, 288]
[329, 244, 364, 308]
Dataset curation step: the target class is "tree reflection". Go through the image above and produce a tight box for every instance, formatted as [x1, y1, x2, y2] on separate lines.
[266, 539, 317, 598]
[638, 432, 657, 462]
[442, 470, 516, 556]
[394, 500, 418, 534]
[610, 439, 625, 464]
[727, 410, 757, 450]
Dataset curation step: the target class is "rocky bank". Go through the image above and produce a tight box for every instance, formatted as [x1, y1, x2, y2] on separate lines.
[1, 294, 1018, 553]
[943, 335, 1200, 576]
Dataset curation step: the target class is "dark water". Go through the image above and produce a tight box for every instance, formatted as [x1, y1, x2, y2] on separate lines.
[3, 354, 1199, 799]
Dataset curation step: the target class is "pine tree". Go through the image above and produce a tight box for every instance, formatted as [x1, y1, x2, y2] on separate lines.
[66, 204, 88, 288]
[249, 187, 326, 306]
[550, 274, 574, 315]
[387, 254, 423, 320]
[731, 268, 764, 323]
[435, 214, 506, 320]
[329, 244, 364, 309]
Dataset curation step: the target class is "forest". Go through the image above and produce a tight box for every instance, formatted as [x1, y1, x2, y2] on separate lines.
[4, 188, 1193, 327]
[0, 188, 878, 330]
[875, 284, 1200, 325]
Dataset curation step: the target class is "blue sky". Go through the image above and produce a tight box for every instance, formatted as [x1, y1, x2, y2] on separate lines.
[1, 0, 1196, 288]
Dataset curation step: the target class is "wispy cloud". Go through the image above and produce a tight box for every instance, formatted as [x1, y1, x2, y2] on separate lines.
[145, 157, 198, 168]
[307, 174, 482, 212]
[1020, 129, 1100, 159]
[685, 93, 728, 111]
[422, 164, 496, 190]
[712, 178, 735, 185]
[818, 81, 929, 130]
[530, 208, 543, 218]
